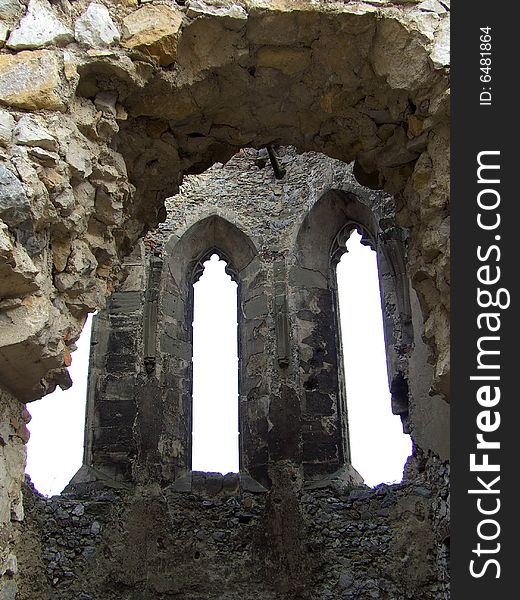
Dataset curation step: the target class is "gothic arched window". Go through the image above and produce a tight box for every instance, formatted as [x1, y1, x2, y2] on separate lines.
[293, 189, 413, 483]
[191, 252, 239, 474]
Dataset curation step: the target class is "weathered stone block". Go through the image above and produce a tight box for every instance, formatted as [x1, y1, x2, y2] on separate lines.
[75, 3, 120, 48]
[122, 5, 184, 66]
[0, 222, 39, 298]
[6, 0, 73, 50]
[161, 291, 184, 321]
[0, 0, 23, 20]
[256, 46, 311, 75]
[13, 115, 57, 152]
[0, 164, 31, 227]
[106, 330, 136, 355]
[104, 353, 136, 373]
[92, 424, 133, 449]
[100, 374, 136, 401]
[96, 400, 136, 428]
[109, 292, 142, 314]
[0, 50, 69, 111]
[289, 265, 327, 289]
[242, 294, 268, 319]
[160, 334, 191, 361]
[267, 385, 301, 461]
[304, 391, 334, 416]
[0, 110, 14, 145]
[302, 431, 339, 463]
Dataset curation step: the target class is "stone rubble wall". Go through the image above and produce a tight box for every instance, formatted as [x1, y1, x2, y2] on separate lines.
[16, 455, 449, 600]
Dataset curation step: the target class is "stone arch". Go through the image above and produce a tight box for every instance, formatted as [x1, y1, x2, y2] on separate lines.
[291, 185, 445, 472]
[0, 2, 449, 407]
[295, 187, 413, 399]
[164, 214, 258, 288]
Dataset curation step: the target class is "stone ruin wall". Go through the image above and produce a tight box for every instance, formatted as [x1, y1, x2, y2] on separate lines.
[14, 148, 450, 599]
[0, 0, 450, 597]
[16, 463, 449, 600]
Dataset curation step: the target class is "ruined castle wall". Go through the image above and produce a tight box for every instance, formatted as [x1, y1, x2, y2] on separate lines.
[0, 1, 450, 596]
[82, 148, 434, 489]
[0, 0, 450, 404]
[8, 148, 452, 599]
[17, 460, 449, 600]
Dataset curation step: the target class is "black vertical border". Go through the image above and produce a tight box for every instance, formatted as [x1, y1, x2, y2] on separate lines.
[452, 2, 517, 598]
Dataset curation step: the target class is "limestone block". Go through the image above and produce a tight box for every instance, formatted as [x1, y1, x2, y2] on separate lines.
[0, 222, 39, 299]
[0, 293, 72, 399]
[8, 154, 48, 222]
[6, 0, 74, 50]
[0, 163, 30, 227]
[0, 50, 69, 111]
[27, 146, 59, 168]
[65, 138, 93, 180]
[403, 11, 440, 42]
[122, 5, 184, 66]
[50, 236, 71, 272]
[94, 90, 118, 116]
[430, 17, 449, 68]
[95, 188, 123, 225]
[13, 115, 58, 151]
[378, 128, 419, 167]
[0, 294, 50, 347]
[244, 0, 316, 12]
[418, 0, 447, 13]
[176, 15, 244, 74]
[63, 49, 78, 83]
[0, 0, 24, 21]
[0, 109, 14, 145]
[371, 20, 431, 90]
[247, 9, 320, 46]
[70, 96, 101, 140]
[75, 3, 120, 48]
[54, 239, 98, 294]
[186, 0, 247, 22]
[0, 22, 8, 47]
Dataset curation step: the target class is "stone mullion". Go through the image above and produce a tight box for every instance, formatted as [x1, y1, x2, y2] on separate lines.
[238, 257, 270, 487]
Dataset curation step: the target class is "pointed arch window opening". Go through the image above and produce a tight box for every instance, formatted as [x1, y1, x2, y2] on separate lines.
[191, 252, 240, 474]
[192, 247, 239, 285]
[334, 227, 412, 487]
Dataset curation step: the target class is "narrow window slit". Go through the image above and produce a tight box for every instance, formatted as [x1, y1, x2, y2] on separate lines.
[336, 230, 412, 486]
[191, 253, 239, 474]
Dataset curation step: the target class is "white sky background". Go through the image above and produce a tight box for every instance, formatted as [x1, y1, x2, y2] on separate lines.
[25, 233, 411, 496]
[25, 313, 94, 497]
[337, 231, 412, 486]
